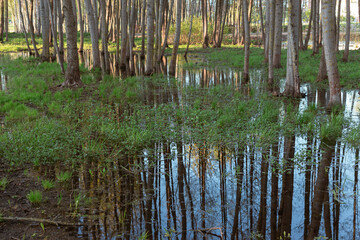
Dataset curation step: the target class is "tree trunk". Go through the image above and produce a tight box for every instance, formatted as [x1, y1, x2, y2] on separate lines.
[184, 0, 196, 58]
[312, 0, 319, 54]
[268, 0, 275, 87]
[264, 0, 270, 63]
[25, 0, 40, 57]
[100, 0, 110, 73]
[342, 0, 350, 61]
[77, 0, 84, 52]
[57, 0, 64, 56]
[62, 0, 81, 86]
[317, 47, 327, 81]
[336, 0, 341, 51]
[158, 0, 174, 61]
[201, 0, 209, 47]
[0, 0, 4, 41]
[322, 0, 341, 108]
[273, 0, 283, 68]
[120, 0, 128, 69]
[18, 0, 32, 55]
[4, 0, 7, 41]
[169, 0, 182, 75]
[304, 0, 314, 49]
[283, 0, 301, 97]
[140, 0, 146, 58]
[84, 0, 101, 68]
[46, 0, 65, 73]
[145, 0, 155, 75]
[40, 0, 50, 60]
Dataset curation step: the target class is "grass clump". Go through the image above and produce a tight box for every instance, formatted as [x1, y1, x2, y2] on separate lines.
[56, 171, 72, 183]
[26, 190, 43, 205]
[41, 180, 55, 190]
[0, 177, 9, 190]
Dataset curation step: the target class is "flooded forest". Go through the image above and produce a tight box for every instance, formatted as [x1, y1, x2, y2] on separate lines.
[1, 0, 360, 239]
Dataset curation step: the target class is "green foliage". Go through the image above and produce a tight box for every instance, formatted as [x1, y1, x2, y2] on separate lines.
[0, 117, 81, 166]
[56, 171, 72, 183]
[0, 177, 9, 190]
[26, 190, 43, 205]
[41, 180, 55, 190]
[320, 113, 345, 146]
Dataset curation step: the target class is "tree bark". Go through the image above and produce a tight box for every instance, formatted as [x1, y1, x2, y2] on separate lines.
[283, 0, 301, 97]
[268, 0, 276, 87]
[322, 0, 341, 108]
[201, 0, 208, 47]
[77, 0, 84, 52]
[100, 0, 110, 73]
[24, 0, 40, 57]
[120, 0, 128, 69]
[62, 0, 81, 86]
[46, 0, 65, 73]
[84, 0, 101, 68]
[304, 0, 314, 49]
[342, 0, 350, 61]
[40, 0, 50, 60]
[169, 0, 182, 75]
[145, 0, 155, 75]
[273, 0, 283, 68]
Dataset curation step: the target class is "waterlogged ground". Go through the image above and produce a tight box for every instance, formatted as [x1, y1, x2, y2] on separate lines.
[0, 51, 360, 240]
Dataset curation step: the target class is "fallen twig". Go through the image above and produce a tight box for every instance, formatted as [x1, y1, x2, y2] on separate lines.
[1, 216, 83, 226]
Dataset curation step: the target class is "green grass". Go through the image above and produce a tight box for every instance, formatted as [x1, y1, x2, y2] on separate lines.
[56, 171, 72, 183]
[0, 177, 9, 190]
[41, 180, 55, 190]
[26, 190, 43, 205]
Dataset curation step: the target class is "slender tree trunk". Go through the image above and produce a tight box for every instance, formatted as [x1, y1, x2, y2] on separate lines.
[201, 0, 208, 47]
[18, 0, 32, 54]
[46, 0, 65, 73]
[336, 0, 341, 51]
[273, 0, 283, 68]
[62, 0, 81, 86]
[304, 0, 314, 49]
[4, 0, 7, 41]
[243, 0, 250, 81]
[140, 0, 146, 58]
[268, 0, 276, 87]
[342, 0, 350, 61]
[0, 0, 4, 41]
[100, 0, 110, 73]
[264, 0, 270, 63]
[184, 0, 196, 57]
[25, 0, 39, 57]
[145, 0, 155, 75]
[77, 0, 84, 52]
[57, 0, 64, 56]
[84, 0, 101, 68]
[120, 0, 128, 69]
[169, 0, 182, 75]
